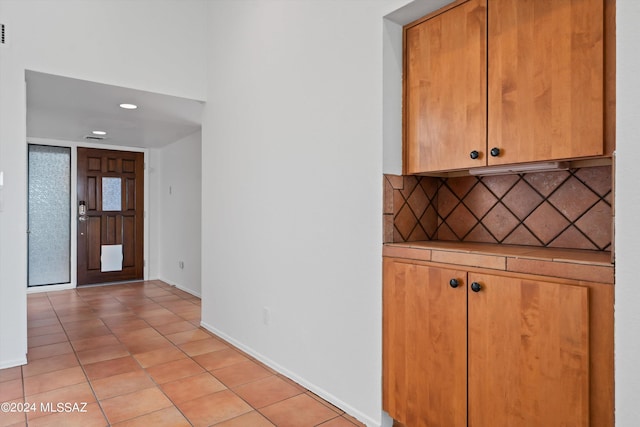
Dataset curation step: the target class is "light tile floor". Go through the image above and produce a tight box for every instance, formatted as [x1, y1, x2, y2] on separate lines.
[0, 280, 365, 427]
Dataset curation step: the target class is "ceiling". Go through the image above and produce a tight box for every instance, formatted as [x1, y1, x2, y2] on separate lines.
[26, 71, 204, 149]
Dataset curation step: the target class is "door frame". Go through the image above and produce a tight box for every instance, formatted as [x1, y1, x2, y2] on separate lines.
[25, 137, 149, 293]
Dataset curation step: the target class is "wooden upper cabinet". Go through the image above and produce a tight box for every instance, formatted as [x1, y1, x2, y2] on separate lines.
[404, 0, 611, 174]
[487, 0, 605, 165]
[404, 0, 487, 174]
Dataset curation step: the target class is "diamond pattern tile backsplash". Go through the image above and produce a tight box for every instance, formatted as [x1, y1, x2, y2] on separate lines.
[383, 166, 612, 251]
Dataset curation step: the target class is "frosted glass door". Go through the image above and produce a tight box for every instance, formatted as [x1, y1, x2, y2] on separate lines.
[28, 145, 71, 286]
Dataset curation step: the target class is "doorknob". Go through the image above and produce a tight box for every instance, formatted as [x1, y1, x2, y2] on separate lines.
[78, 200, 87, 222]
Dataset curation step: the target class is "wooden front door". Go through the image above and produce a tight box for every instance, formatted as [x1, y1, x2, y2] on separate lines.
[77, 148, 144, 285]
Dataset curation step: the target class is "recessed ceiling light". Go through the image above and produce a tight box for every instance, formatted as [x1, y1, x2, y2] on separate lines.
[92, 130, 107, 135]
[119, 103, 138, 109]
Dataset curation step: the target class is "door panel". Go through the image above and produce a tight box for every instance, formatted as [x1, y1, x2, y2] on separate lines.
[87, 217, 101, 271]
[468, 274, 589, 427]
[123, 216, 136, 267]
[404, 0, 487, 173]
[126, 178, 136, 210]
[77, 147, 144, 285]
[488, 0, 604, 164]
[383, 258, 468, 426]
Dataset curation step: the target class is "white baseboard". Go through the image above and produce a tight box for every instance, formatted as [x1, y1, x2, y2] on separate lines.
[200, 321, 380, 427]
[0, 356, 27, 370]
[27, 283, 76, 293]
[157, 277, 201, 298]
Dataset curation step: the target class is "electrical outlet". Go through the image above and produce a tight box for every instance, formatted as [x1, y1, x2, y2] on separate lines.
[178, 261, 184, 269]
[263, 307, 271, 325]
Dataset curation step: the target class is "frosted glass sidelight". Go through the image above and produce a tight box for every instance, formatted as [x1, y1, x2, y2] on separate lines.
[28, 145, 71, 286]
[102, 177, 122, 211]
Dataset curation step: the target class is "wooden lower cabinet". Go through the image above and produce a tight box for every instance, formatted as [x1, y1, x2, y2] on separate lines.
[383, 257, 614, 427]
[383, 260, 468, 426]
[467, 273, 589, 427]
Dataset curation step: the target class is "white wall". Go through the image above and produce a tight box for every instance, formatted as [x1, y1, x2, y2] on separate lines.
[382, 17, 403, 176]
[156, 131, 202, 296]
[0, 0, 207, 368]
[147, 148, 162, 280]
[615, 1, 640, 425]
[202, 1, 387, 424]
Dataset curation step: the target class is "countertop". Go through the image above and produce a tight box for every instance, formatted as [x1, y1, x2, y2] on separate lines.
[383, 241, 614, 284]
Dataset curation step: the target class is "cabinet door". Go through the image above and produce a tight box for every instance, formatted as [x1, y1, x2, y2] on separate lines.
[404, 0, 486, 174]
[488, 0, 604, 165]
[383, 258, 467, 426]
[467, 274, 589, 427]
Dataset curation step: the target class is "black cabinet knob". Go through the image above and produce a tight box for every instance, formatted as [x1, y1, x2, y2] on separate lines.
[471, 282, 482, 292]
[470, 150, 480, 160]
[490, 147, 501, 157]
[449, 278, 459, 288]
